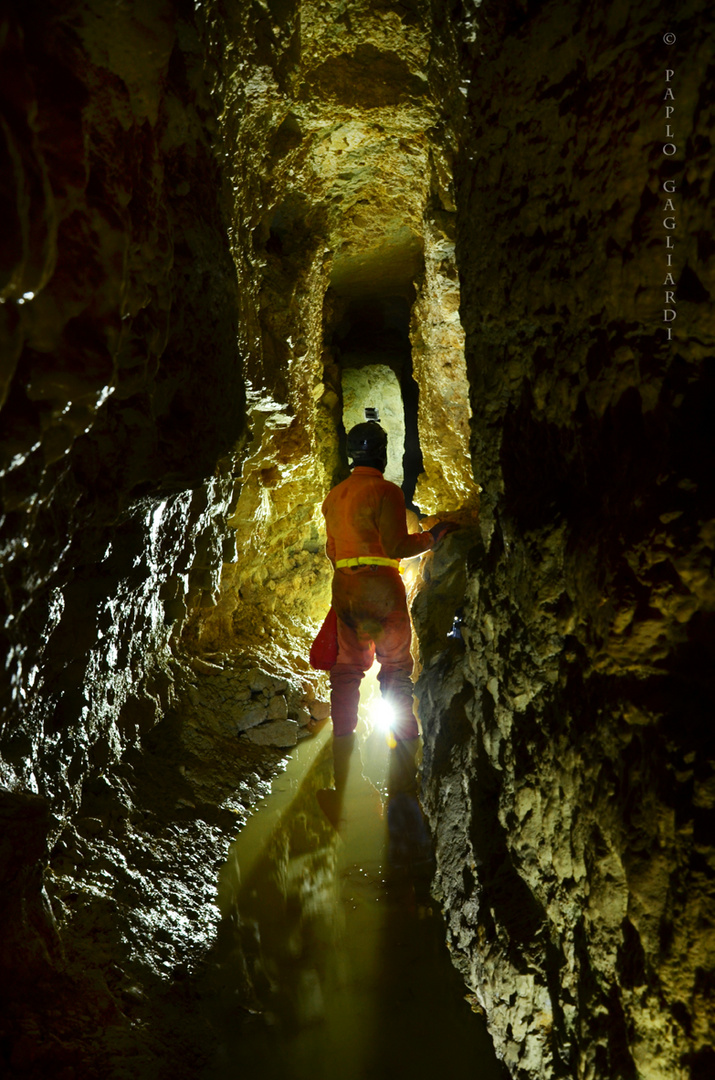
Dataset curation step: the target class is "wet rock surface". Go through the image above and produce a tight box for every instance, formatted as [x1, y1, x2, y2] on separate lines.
[416, 1, 715, 1078]
[185, 0, 476, 666]
[0, 1, 249, 1072]
[1, 1, 713, 1078]
[2, 655, 324, 1078]
[0, 0, 246, 815]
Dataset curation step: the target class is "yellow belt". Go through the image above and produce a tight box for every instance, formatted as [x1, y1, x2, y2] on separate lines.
[336, 556, 402, 571]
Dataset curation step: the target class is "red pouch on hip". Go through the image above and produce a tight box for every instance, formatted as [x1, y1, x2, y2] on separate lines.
[310, 607, 338, 670]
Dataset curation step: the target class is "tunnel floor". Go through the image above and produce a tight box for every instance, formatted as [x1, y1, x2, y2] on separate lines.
[198, 671, 506, 1080]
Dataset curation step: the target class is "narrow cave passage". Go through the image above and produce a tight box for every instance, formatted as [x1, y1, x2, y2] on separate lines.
[5, 2, 710, 1079]
[183, 191, 488, 1071]
[329, 291, 425, 508]
[1, 0, 488, 1071]
[202, 676, 504, 1080]
[0, 0, 484, 1074]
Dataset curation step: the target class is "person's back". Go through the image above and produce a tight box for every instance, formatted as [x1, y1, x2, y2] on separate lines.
[321, 420, 455, 742]
[322, 465, 429, 566]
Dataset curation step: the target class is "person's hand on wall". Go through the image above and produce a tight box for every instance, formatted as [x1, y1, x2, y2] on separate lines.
[429, 520, 460, 544]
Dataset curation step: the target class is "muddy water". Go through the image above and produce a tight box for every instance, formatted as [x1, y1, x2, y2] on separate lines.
[205, 674, 506, 1080]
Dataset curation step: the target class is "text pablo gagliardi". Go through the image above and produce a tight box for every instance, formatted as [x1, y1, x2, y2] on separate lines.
[662, 68, 677, 340]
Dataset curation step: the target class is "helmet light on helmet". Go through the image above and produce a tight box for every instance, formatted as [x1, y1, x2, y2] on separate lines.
[346, 420, 388, 466]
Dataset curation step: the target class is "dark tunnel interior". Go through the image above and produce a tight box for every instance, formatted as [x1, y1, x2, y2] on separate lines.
[328, 291, 425, 510]
[0, 1, 713, 1078]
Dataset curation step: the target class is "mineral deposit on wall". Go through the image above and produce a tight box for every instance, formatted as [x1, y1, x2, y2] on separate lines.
[1, 0, 713, 1077]
[417, 1, 715, 1078]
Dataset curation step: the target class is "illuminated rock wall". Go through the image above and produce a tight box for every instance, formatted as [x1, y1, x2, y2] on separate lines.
[2, 1, 713, 1077]
[411, 211, 477, 515]
[0, 1, 249, 1069]
[185, 0, 476, 670]
[342, 364, 405, 483]
[416, 1, 715, 1077]
[0, 0, 245, 797]
[0, 2, 475, 1072]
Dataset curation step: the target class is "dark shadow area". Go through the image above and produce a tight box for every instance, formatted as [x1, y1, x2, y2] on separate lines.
[195, 728, 506, 1080]
[327, 291, 424, 510]
[468, 731, 576, 1078]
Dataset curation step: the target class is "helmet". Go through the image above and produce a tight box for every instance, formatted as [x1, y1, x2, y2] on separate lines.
[346, 421, 388, 466]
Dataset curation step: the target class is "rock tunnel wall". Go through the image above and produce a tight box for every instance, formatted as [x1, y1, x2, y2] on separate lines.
[1, 1, 713, 1077]
[180, 0, 336, 672]
[185, 0, 477, 670]
[0, 0, 251, 1063]
[0, 1, 478, 1073]
[0, 0, 246, 793]
[415, 1, 715, 1078]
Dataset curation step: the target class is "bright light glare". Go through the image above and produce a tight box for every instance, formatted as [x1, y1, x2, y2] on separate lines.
[371, 697, 394, 733]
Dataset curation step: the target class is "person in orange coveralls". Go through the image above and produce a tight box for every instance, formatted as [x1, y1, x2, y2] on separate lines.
[322, 420, 457, 741]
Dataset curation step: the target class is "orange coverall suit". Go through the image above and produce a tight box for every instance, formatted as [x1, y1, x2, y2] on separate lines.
[321, 466, 434, 739]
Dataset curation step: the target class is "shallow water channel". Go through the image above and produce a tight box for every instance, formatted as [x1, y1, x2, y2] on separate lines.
[204, 674, 506, 1080]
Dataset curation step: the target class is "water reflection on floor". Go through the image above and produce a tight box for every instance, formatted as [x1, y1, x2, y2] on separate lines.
[205, 675, 505, 1080]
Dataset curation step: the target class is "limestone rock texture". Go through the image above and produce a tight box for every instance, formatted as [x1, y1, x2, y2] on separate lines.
[1, 0, 714, 1078]
[414, 1, 715, 1078]
[0, 2, 476, 1074]
[0, 1, 253, 1072]
[0, 0, 249, 788]
[411, 210, 476, 514]
[342, 363, 405, 483]
[184, 0, 477, 669]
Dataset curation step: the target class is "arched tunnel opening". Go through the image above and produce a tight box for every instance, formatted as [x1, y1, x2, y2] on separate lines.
[326, 284, 424, 509]
[1, 2, 714, 1079]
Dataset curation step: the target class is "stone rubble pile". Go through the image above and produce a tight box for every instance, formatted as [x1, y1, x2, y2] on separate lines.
[183, 658, 329, 748]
